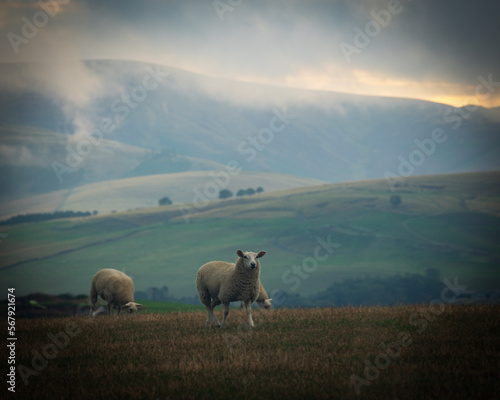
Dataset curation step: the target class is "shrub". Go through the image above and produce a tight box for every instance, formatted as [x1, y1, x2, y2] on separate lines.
[158, 197, 172, 206]
[390, 194, 402, 207]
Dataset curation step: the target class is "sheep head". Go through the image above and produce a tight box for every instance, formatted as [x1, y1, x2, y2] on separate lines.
[257, 298, 273, 310]
[236, 250, 266, 271]
[122, 302, 142, 314]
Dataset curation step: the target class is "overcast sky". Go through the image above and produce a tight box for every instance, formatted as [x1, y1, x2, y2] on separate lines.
[1, 0, 499, 107]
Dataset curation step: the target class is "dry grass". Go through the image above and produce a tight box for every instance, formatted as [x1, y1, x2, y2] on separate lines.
[10, 304, 499, 399]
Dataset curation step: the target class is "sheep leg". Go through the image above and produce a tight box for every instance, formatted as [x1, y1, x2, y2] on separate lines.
[211, 297, 221, 309]
[107, 303, 113, 315]
[89, 290, 97, 317]
[209, 298, 221, 327]
[245, 300, 255, 327]
[220, 303, 230, 327]
[204, 306, 212, 326]
[205, 305, 221, 327]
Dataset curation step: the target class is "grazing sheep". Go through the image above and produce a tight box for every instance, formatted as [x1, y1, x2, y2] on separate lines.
[240, 280, 273, 310]
[89, 269, 141, 316]
[196, 249, 266, 327]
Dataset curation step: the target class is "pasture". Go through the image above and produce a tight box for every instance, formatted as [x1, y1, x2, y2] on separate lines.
[1, 172, 500, 300]
[11, 304, 499, 399]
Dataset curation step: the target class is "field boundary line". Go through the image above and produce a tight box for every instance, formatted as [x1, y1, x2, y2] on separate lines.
[0, 229, 143, 272]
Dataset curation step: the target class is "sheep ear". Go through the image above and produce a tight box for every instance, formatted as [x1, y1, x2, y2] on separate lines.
[123, 302, 141, 308]
[257, 251, 266, 258]
[236, 250, 244, 258]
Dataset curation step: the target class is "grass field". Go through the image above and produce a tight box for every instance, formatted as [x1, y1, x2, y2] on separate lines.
[1, 171, 499, 299]
[0, 294, 205, 318]
[134, 299, 205, 313]
[10, 304, 499, 399]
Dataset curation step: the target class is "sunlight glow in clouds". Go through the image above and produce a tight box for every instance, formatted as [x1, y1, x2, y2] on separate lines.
[0, 0, 499, 109]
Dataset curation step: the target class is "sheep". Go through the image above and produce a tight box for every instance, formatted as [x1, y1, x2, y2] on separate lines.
[89, 269, 141, 316]
[240, 280, 273, 310]
[196, 249, 266, 328]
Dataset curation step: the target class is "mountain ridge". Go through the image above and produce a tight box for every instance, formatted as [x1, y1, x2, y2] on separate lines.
[1, 59, 499, 203]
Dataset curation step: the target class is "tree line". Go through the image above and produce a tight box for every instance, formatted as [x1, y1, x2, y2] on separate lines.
[219, 186, 264, 199]
[0, 210, 97, 226]
[278, 269, 444, 308]
[158, 187, 265, 206]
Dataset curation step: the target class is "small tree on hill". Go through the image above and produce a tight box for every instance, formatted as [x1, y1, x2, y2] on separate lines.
[219, 189, 233, 199]
[158, 197, 172, 206]
[390, 194, 402, 208]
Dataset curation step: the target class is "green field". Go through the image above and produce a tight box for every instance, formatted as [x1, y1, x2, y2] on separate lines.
[0, 293, 206, 318]
[11, 304, 499, 399]
[138, 299, 205, 313]
[1, 171, 499, 300]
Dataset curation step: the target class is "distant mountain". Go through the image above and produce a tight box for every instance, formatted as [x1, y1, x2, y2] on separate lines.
[1, 60, 499, 201]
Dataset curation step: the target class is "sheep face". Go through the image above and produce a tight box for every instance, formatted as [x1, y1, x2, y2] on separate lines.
[121, 302, 142, 314]
[258, 298, 273, 310]
[236, 250, 266, 271]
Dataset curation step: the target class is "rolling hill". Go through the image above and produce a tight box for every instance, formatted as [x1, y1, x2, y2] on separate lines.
[0, 124, 224, 202]
[1, 172, 498, 301]
[0, 170, 324, 218]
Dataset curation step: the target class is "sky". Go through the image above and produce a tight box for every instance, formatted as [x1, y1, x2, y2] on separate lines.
[0, 0, 499, 108]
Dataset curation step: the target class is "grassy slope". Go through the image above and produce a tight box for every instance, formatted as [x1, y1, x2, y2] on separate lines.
[55, 170, 324, 214]
[0, 170, 324, 218]
[0, 171, 499, 297]
[13, 304, 499, 399]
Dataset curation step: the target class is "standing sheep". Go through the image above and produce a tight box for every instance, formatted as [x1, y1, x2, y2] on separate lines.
[240, 281, 273, 310]
[89, 269, 142, 316]
[196, 249, 266, 327]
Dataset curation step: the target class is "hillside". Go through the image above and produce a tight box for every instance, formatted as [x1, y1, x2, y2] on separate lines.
[0, 172, 499, 301]
[0, 170, 324, 218]
[11, 304, 500, 399]
[1, 60, 499, 201]
[0, 124, 224, 202]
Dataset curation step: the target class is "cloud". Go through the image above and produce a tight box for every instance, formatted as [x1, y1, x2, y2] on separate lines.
[0, 0, 499, 107]
[0, 1, 105, 107]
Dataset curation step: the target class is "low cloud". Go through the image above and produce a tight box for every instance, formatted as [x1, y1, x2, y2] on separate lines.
[0, 0, 499, 108]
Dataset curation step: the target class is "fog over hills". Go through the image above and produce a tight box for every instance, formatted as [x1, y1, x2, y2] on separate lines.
[1, 60, 499, 208]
